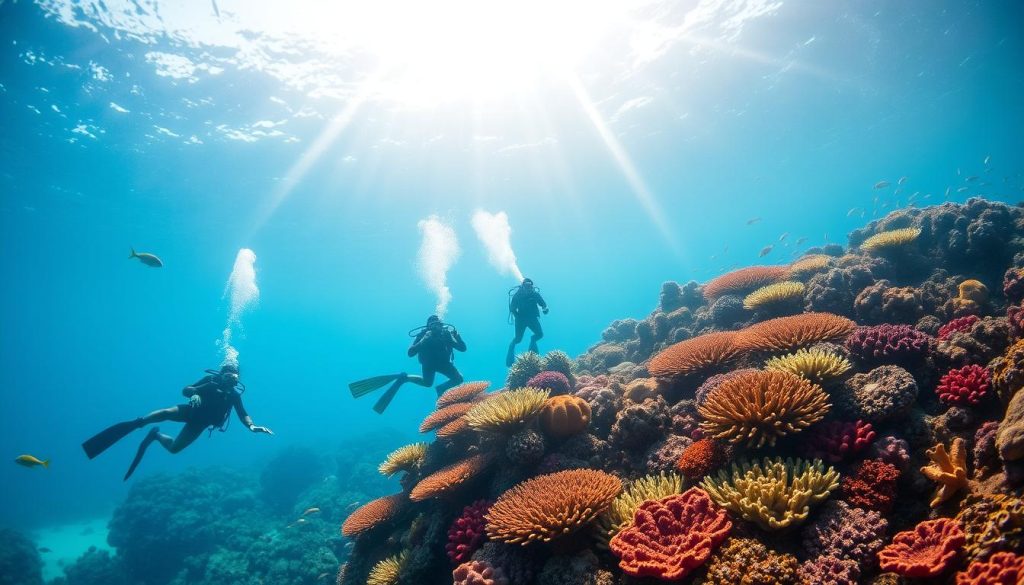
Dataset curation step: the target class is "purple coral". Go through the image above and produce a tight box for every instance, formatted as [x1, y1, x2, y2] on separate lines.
[644, 434, 693, 474]
[845, 324, 933, 364]
[806, 420, 877, 463]
[527, 371, 572, 396]
[973, 420, 1001, 477]
[871, 435, 911, 470]
[798, 556, 861, 585]
[802, 500, 888, 565]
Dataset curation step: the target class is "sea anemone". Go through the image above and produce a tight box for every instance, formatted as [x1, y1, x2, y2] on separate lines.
[698, 370, 831, 448]
[367, 552, 407, 585]
[743, 281, 806, 311]
[437, 381, 490, 408]
[764, 347, 852, 384]
[341, 493, 404, 537]
[703, 265, 791, 300]
[465, 387, 549, 434]
[737, 312, 857, 354]
[859, 227, 921, 253]
[410, 454, 493, 502]
[596, 472, 685, 544]
[648, 331, 742, 377]
[378, 443, 428, 477]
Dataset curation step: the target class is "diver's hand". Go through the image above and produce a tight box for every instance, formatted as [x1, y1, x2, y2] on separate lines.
[188, 394, 202, 408]
[250, 425, 273, 435]
[542, 307, 549, 315]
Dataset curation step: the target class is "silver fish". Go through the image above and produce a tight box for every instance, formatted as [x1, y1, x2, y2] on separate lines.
[759, 245, 774, 257]
[898, 176, 908, 185]
[873, 180, 890, 189]
[129, 248, 163, 268]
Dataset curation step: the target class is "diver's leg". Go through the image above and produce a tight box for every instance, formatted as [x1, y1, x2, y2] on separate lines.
[375, 367, 434, 414]
[159, 423, 205, 454]
[507, 319, 528, 366]
[527, 319, 544, 354]
[405, 365, 436, 388]
[123, 427, 161, 481]
[140, 406, 189, 425]
[434, 363, 464, 395]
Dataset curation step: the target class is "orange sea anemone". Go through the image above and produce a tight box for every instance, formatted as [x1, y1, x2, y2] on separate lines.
[703, 265, 791, 300]
[410, 453, 494, 502]
[437, 381, 490, 408]
[341, 493, 405, 537]
[736, 312, 856, 354]
[648, 332, 742, 378]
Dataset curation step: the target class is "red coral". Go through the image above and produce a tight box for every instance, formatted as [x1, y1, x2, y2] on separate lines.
[1008, 305, 1024, 339]
[878, 518, 965, 578]
[676, 438, 725, 479]
[446, 500, 491, 564]
[841, 459, 900, 513]
[609, 487, 732, 580]
[956, 551, 1024, 585]
[846, 324, 933, 364]
[937, 365, 991, 406]
[807, 420, 877, 463]
[939, 315, 981, 340]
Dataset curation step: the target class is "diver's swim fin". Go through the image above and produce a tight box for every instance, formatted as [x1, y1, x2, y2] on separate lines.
[82, 418, 143, 459]
[348, 374, 401, 399]
[373, 378, 405, 414]
[124, 427, 160, 481]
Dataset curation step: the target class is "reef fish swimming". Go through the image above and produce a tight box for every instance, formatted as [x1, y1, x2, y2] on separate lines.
[874, 180, 890, 189]
[129, 248, 163, 267]
[759, 244, 774, 257]
[15, 454, 49, 468]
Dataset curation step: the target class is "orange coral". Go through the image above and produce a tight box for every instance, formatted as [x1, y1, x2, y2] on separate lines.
[539, 395, 591, 437]
[676, 438, 725, 479]
[956, 552, 1024, 585]
[877, 518, 965, 578]
[921, 437, 968, 507]
[698, 370, 830, 448]
[341, 493, 404, 537]
[648, 332, 742, 378]
[435, 416, 470, 439]
[736, 312, 857, 354]
[703, 265, 790, 300]
[485, 469, 622, 544]
[410, 454, 493, 502]
[437, 381, 490, 408]
[420, 401, 477, 433]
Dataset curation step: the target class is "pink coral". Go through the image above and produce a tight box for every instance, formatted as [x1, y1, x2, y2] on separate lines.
[937, 365, 991, 406]
[939, 315, 981, 340]
[453, 560, 510, 585]
[877, 518, 965, 578]
[841, 459, 900, 513]
[609, 487, 732, 580]
[806, 420, 877, 463]
[846, 324, 933, 364]
[956, 551, 1024, 585]
[871, 435, 911, 470]
[446, 500, 491, 564]
[527, 371, 572, 396]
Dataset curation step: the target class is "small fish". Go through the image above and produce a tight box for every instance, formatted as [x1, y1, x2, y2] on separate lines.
[873, 180, 890, 189]
[302, 507, 321, 516]
[778, 232, 788, 242]
[317, 574, 330, 581]
[39, 547, 51, 553]
[945, 187, 952, 199]
[746, 217, 762, 225]
[129, 248, 163, 268]
[288, 518, 308, 528]
[710, 254, 717, 261]
[957, 186, 969, 193]
[15, 455, 49, 468]
[898, 176, 908, 185]
[759, 245, 774, 257]
[824, 232, 829, 242]
[923, 193, 932, 199]
[847, 207, 864, 217]
[966, 175, 979, 182]
[795, 237, 807, 246]
[984, 155, 991, 165]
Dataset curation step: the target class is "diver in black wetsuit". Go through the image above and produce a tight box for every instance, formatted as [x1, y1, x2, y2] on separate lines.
[506, 278, 548, 366]
[82, 364, 272, 480]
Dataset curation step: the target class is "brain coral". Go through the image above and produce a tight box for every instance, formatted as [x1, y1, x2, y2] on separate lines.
[367, 552, 406, 585]
[447, 500, 491, 564]
[703, 537, 800, 585]
[421, 401, 478, 433]
[596, 472, 685, 544]
[538, 395, 591, 437]
[701, 457, 840, 530]
[698, 370, 831, 448]
[835, 365, 918, 423]
[921, 437, 968, 507]
[378, 442, 428, 477]
[841, 459, 900, 513]
[608, 488, 732, 580]
[802, 500, 888, 565]
[955, 552, 1024, 585]
[845, 324, 933, 364]
[877, 518, 965, 578]
[341, 493, 404, 537]
[703, 265, 790, 300]
[485, 469, 622, 545]
[647, 331, 742, 377]
[453, 560, 509, 585]
[956, 494, 1024, 561]
[764, 347, 852, 384]
[526, 371, 572, 396]
[937, 365, 991, 406]
[437, 381, 490, 408]
[410, 453, 493, 502]
[466, 387, 549, 434]
[743, 281, 805, 311]
[806, 420, 876, 463]
[860, 227, 922, 253]
[737, 312, 857, 354]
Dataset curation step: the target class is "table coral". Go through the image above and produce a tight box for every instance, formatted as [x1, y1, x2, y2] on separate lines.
[743, 281, 805, 311]
[877, 518, 965, 578]
[737, 312, 857, 353]
[437, 381, 490, 408]
[921, 437, 968, 507]
[341, 493, 405, 537]
[938, 365, 992, 406]
[704, 265, 790, 300]
[648, 331, 742, 377]
[410, 453, 493, 501]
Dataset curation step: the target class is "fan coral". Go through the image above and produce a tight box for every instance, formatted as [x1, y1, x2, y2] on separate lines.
[698, 370, 831, 448]
[841, 459, 900, 513]
[790, 254, 833, 277]
[939, 315, 981, 340]
[486, 469, 622, 545]
[992, 339, 1024, 402]
[609, 488, 732, 580]
[676, 438, 726, 479]
[877, 518, 965, 578]
[596, 472, 684, 544]
[703, 265, 790, 300]
[421, 401, 477, 433]
[937, 365, 991, 406]
[836, 365, 919, 422]
[647, 331, 742, 377]
[410, 453, 493, 501]
[998, 387, 1024, 461]
[737, 312, 857, 354]
[466, 387, 549, 434]
[703, 537, 800, 585]
[367, 552, 407, 585]
[921, 437, 968, 507]
[798, 556, 860, 585]
[764, 347, 852, 384]
[438, 381, 490, 408]
[378, 443, 428, 477]
[956, 494, 1024, 561]
[527, 371, 572, 396]
[341, 493, 404, 537]
[860, 227, 922, 253]
[539, 395, 591, 438]
[701, 457, 840, 530]
[437, 416, 471, 439]
[447, 500, 491, 564]
[956, 552, 1024, 585]
[806, 420, 876, 463]
[803, 500, 888, 565]
[453, 560, 510, 585]
[743, 281, 805, 310]
[845, 324, 933, 364]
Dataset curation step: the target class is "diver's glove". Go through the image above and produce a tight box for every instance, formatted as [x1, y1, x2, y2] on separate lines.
[249, 424, 274, 435]
[188, 394, 202, 408]
[542, 307, 549, 315]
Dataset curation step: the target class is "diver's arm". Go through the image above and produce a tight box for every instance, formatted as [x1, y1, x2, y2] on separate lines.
[536, 292, 549, 313]
[234, 396, 273, 435]
[450, 329, 467, 352]
[407, 332, 427, 357]
[182, 375, 214, 397]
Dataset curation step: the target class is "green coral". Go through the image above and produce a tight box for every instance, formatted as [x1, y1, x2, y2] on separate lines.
[507, 352, 544, 389]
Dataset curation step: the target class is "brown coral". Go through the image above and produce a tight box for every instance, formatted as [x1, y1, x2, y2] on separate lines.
[703, 537, 800, 585]
[648, 331, 743, 377]
[703, 265, 790, 300]
[539, 395, 591, 437]
[698, 370, 831, 447]
[341, 493, 404, 537]
[420, 401, 477, 433]
[956, 494, 1024, 561]
[410, 454, 493, 502]
[736, 312, 857, 354]
[485, 469, 622, 545]
[437, 381, 490, 408]
[920, 437, 968, 507]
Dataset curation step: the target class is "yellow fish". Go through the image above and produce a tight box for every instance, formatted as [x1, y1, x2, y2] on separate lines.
[15, 455, 49, 469]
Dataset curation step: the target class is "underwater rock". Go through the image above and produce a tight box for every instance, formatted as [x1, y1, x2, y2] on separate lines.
[608, 396, 670, 452]
[537, 551, 615, 585]
[505, 428, 546, 466]
[0, 528, 43, 585]
[997, 387, 1024, 462]
[835, 365, 919, 423]
[854, 280, 925, 324]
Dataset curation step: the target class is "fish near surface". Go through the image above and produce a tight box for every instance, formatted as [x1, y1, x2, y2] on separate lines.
[16, 454, 49, 468]
[129, 248, 163, 268]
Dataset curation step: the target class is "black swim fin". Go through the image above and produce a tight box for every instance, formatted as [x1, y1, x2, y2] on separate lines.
[82, 419, 143, 459]
[348, 374, 401, 399]
[373, 378, 405, 414]
[124, 427, 160, 481]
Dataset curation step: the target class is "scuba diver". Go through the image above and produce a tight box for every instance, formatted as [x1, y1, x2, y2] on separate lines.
[81, 363, 273, 480]
[348, 315, 466, 414]
[506, 278, 548, 367]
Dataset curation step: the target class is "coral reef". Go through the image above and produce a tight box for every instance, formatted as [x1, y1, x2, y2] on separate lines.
[343, 493, 406, 536]
[921, 437, 969, 507]
[742, 280, 805, 311]
[447, 501, 491, 564]
[367, 552, 406, 585]
[859, 227, 922, 254]
[939, 315, 981, 340]
[379, 442, 428, 477]
[877, 518, 965, 578]
[955, 493, 1024, 561]
[410, 454, 494, 502]
[803, 500, 888, 565]
[421, 401, 478, 433]
[997, 387, 1024, 462]
[538, 395, 591, 437]
[736, 312, 857, 353]
[676, 437, 727, 479]
[648, 331, 741, 377]
[465, 388, 548, 434]
[798, 555, 861, 585]
[0, 528, 43, 585]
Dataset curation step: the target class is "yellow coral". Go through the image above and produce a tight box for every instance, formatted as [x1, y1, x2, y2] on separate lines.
[743, 281, 806, 310]
[956, 493, 1024, 560]
[958, 279, 989, 304]
[701, 457, 840, 530]
[465, 387, 549, 434]
[595, 472, 685, 545]
[921, 437, 968, 507]
[859, 227, 921, 253]
[367, 551, 407, 585]
[623, 378, 660, 402]
[789, 255, 832, 277]
[378, 443, 428, 477]
[763, 348, 852, 384]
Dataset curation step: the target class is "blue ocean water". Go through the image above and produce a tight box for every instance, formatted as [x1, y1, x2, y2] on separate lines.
[0, 0, 1022, 582]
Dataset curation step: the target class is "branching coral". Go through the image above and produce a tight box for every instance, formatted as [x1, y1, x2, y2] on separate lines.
[609, 488, 732, 580]
[596, 472, 685, 544]
[698, 370, 831, 448]
[743, 281, 805, 310]
[703, 537, 800, 585]
[485, 469, 622, 545]
[790, 254, 833, 277]
[845, 324, 933, 364]
[921, 437, 968, 507]
[806, 420, 876, 463]
[437, 381, 490, 408]
[539, 395, 591, 437]
[956, 494, 1024, 561]
[956, 552, 1024, 585]
[701, 457, 840, 530]
[939, 315, 981, 340]
[648, 331, 742, 377]
[937, 365, 991, 406]
[764, 347, 852, 384]
[421, 401, 478, 433]
[366, 552, 407, 585]
[341, 493, 404, 537]
[466, 388, 549, 434]
[447, 500, 491, 564]
[859, 227, 922, 253]
[378, 443, 428, 477]
[840, 459, 900, 513]
[877, 518, 965, 578]
[704, 265, 790, 300]
[410, 453, 493, 501]
[736, 312, 857, 354]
